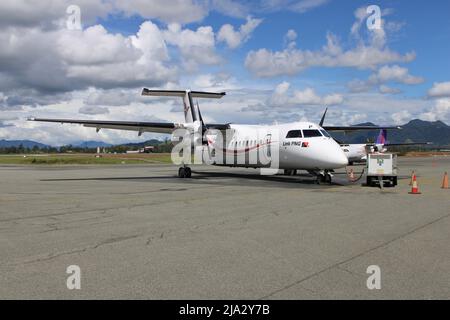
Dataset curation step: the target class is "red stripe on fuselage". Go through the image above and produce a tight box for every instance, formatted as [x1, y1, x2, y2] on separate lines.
[207, 140, 273, 154]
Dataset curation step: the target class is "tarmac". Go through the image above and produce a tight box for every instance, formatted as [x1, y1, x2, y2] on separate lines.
[0, 156, 449, 299]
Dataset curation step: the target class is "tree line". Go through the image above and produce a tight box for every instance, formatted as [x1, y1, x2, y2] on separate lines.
[0, 141, 174, 154]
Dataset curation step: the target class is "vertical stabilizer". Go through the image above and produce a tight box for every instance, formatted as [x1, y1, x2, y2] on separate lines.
[376, 129, 387, 145]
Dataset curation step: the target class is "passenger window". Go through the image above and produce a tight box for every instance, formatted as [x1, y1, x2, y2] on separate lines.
[302, 129, 322, 137]
[286, 130, 302, 138]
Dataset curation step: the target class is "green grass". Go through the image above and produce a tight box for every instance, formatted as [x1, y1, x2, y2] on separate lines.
[0, 154, 174, 165]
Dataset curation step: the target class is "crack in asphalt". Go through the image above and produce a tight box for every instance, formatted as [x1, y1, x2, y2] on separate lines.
[5, 234, 141, 266]
[258, 211, 450, 299]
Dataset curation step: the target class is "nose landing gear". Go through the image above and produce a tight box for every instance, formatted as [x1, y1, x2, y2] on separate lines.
[308, 170, 333, 184]
[318, 172, 332, 184]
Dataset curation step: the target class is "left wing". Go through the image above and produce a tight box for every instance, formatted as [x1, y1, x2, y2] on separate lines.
[384, 142, 432, 147]
[319, 107, 401, 131]
[323, 125, 401, 131]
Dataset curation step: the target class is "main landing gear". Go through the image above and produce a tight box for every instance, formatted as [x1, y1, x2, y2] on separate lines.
[178, 166, 192, 178]
[283, 169, 297, 176]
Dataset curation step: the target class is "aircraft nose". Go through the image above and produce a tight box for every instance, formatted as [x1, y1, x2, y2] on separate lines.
[330, 148, 348, 168]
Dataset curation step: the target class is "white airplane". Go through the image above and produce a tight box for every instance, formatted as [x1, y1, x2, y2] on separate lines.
[28, 89, 399, 184]
[319, 108, 429, 164]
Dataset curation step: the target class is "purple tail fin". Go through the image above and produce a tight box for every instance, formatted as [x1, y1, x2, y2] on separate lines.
[376, 129, 387, 145]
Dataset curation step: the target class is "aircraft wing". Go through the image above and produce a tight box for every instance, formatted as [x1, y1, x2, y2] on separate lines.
[27, 117, 230, 134]
[384, 142, 432, 146]
[28, 117, 177, 134]
[323, 125, 401, 131]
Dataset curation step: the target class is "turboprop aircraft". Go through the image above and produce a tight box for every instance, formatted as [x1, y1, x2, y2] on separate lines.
[319, 108, 430, 165]
[28, 89, 400, 184]
[339, 129, 431, 164]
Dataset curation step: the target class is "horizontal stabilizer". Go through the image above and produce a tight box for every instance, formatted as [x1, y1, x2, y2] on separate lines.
[141, 88, 225, 99]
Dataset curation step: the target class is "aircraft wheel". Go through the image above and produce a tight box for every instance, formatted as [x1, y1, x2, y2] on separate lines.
[178, 167, 191, 178]
[185, 167, 192, 178]
[317, 173, 332, 184]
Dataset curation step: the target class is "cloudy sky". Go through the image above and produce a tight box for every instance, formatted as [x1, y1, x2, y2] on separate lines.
[1, 0, 449, 145]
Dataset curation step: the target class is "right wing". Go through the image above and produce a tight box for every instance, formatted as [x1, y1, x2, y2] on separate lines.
[28, 117, 177, 135]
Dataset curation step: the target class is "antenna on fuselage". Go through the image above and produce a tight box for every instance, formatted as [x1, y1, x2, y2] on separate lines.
[319, 107, 328, 126]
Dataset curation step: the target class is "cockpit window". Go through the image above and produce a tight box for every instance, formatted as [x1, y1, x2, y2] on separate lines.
[302, 129, 322, 137]
[320, 129, 331, 138]
[286, 130, 303, 138]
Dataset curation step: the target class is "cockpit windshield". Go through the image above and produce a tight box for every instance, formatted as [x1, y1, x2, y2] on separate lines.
[320, 129, 331, 138]
[302, 129, 322, 138]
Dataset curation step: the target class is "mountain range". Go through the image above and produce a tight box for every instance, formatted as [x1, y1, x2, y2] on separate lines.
[1, 119, 449, 148]
[331, 119, 450, 146]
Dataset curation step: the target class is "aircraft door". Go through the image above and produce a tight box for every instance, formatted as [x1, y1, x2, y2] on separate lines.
[265, 134, 272, 159]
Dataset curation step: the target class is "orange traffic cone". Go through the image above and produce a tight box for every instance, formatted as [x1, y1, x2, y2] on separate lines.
[409, 170, 415, 185]
[442, 172, 449, 189]
[349, 169, 355, 181]
[409, 174, 421, 194]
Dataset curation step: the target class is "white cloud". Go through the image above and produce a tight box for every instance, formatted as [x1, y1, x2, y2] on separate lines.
[0, 0, 112, 28]
[347, 65, 423, 94]
[246, 6, 415, 77]
[115, 0, 209, 24]
[245, 32, 415, 77]
[163, 23, 221, 71]
[285, 29, 297, 42]
[57, 25, 141, 65]
[0, 21, 178, 94]
[0, 92, 6, 104]
[192, 73, 237, 91]
[210, 0, 249, 18]
[218, 16, 262, 49]
[420, 98, 450, 122]
[427, 82, 450, 98]
[369, 65, 424, 85]
[391, 110, 411, 124]
[379, 85, 401, 94]
[289, 0, 329, 13]
[79, 105, 109, 115]
[267, 82, 343, 107]
[347, 79, 373, 93]
[0, 17, 241, 97]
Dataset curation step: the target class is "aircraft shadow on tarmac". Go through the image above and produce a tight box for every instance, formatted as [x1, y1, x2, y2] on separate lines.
[40, 170, 350, 189]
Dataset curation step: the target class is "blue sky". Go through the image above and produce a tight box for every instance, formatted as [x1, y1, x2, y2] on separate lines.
[0, 0, 450, 145]
[92, 0, 450, 98]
